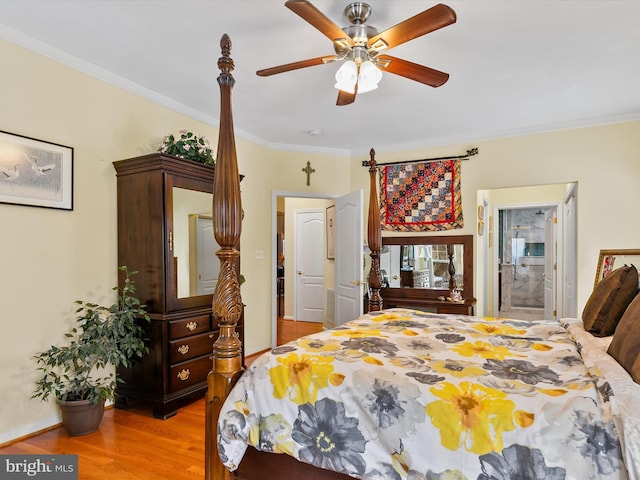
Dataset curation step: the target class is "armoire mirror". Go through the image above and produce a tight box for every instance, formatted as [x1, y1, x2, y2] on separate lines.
[172, 187, 219, 299]
[380, 235, 474, 301]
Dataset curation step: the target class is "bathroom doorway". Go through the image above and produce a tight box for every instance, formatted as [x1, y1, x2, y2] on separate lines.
[498, 206, 557, 320]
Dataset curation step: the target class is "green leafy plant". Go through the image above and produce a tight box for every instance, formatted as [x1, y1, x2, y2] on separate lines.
[159, 130, 215, 166]
[33, 267, 150, 405]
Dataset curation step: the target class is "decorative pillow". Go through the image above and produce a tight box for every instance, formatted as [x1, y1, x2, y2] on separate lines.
[607, 293, 640, 383]
[582, 264, 639, 337]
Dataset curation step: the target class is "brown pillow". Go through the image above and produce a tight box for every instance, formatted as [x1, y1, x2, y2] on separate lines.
[582, 264, 639, 336]
[607, 293, 640, 383]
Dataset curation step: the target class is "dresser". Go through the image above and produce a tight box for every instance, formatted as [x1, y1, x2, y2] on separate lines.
[380, 234, 476, 316]
[113, 153, 243, 419]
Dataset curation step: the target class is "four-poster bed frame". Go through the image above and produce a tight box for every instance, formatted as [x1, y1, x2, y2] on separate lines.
[204, 34, 383, 480]
[202, 33, 638, 480]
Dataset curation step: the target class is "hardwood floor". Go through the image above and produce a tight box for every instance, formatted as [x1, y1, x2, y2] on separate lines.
[1, 318, 323, 479]
[1, 399, 206, 479]
[277, 317, 323, 346]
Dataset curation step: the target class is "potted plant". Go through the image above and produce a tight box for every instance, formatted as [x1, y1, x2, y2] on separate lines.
[32, 266, 150, 435]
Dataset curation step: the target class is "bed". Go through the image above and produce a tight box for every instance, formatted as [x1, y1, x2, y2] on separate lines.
[204, 34, 640, 480]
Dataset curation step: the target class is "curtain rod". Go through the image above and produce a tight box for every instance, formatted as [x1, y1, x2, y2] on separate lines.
[361, 147, 478, 167]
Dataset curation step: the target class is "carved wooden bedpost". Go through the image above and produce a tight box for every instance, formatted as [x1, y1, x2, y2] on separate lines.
[205, 34, 244, 480]
[367, 148, 383, 312]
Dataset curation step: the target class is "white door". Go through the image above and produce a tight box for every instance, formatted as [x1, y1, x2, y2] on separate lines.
[388, 245, 401, 288]
[563, 184, 578, 317]
[294, 209, 324, 322]
[194, 214, 219, 295]
[335, 190, 363, 326]
[543, 208, 557, 319]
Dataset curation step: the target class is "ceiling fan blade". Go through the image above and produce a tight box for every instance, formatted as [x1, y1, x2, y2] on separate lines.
[257, 55, 338, 76]
[376, 55, 449, 87]
[336, 89, 356, 106]
[286, 0, 355, 47]
[367, 3, 456, 52]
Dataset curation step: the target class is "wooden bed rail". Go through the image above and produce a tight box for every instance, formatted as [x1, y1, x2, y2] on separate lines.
[205, 34, 244, 480]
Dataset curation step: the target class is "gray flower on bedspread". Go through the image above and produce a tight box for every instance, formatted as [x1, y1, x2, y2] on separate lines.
[271, 344, 297, 355]
[436, 333, 466, 343]
[342, 337, 399, 356]
[477, 444, 566, 480]
[383, 320, 431, 329]
[558, 354, 583, 367]
[598, 381, 613, 403]
[219, 409, 247, 443]
[406, 372, 446, 385]
[350, 368, 425, 452]
[364, 463, 403, 480]
[292, 397, 367, 476]
[482, 358, 561, 385]
[574, 411, 624, 475]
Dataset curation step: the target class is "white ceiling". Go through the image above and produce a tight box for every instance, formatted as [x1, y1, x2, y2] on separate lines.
[1, 1, 639, 156]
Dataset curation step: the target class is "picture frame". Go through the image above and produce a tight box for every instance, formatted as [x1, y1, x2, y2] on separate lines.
[594, 248, 640, 288]
[326, 204, 335, 259]
[0, 130, 73, 210]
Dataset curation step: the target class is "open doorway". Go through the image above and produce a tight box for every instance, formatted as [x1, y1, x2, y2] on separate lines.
[273, 193, 333, 346]
[478, 183, 577, 320]
[271, 190, 364, 347]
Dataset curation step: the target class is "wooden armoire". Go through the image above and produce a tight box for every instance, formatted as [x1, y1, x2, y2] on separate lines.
[113, 153, 243, 419]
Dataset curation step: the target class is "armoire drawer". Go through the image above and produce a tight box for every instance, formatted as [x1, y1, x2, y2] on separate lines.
[169, 331, 216, 364]
[169, 355, 213, 392]
[169, 314, 210, 340]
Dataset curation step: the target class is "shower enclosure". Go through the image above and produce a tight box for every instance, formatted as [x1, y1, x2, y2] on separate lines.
[498, 207, 552, 318]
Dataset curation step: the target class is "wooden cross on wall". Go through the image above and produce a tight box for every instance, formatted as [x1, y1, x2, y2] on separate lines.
[302, 161, 315, 186]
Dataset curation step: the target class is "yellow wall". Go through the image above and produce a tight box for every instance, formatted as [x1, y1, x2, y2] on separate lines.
[2, 35, 640, 444]
[351, 122, 640, 317]
[0, 39, 350, 443]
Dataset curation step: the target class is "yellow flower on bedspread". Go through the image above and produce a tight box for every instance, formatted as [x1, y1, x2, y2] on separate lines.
[269, 353, 335, 405]
[426, 381, 517, 455]
[452, 341, 512, 360]
[297, 337, 341, 353]
[471, 322, 526, 336]
[369, 312, 413, 322]
[332, 327, 385, 338]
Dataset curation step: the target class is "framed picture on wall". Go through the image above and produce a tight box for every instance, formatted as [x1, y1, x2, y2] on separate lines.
[0, 130, 73, 210]
[594, 249, 640, 288]
[326, 205, 335, 259]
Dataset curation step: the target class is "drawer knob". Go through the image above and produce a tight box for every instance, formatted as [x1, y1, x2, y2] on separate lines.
[177, 369, 190, 381]
[186, 321, 197, 331]
[177, 344, 190, 355]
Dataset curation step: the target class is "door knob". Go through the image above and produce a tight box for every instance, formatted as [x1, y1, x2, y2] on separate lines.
[297, 271, 303, 275]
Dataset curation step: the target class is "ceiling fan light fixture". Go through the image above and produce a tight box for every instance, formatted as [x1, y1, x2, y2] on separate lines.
[334, 59, 358, 93]
[357, 60, 382, 94]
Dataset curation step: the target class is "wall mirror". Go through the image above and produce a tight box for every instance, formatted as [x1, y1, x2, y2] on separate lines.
[594, 249, 640, 288]
[380, 235, 474, 300]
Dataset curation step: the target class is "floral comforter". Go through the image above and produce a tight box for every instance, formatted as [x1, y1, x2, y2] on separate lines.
[217, 309, 631, 479]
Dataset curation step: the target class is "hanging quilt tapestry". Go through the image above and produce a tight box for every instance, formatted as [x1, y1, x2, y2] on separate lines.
[379, 159, 463, 232]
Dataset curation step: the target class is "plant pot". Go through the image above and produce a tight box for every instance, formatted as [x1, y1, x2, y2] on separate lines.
[58, 399, 105, 436]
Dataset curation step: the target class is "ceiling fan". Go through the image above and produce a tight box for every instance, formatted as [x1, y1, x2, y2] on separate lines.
[257, 1, 457, 106]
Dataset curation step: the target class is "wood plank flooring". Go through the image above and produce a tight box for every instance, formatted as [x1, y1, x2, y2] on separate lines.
[1, 319, 323, 479]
